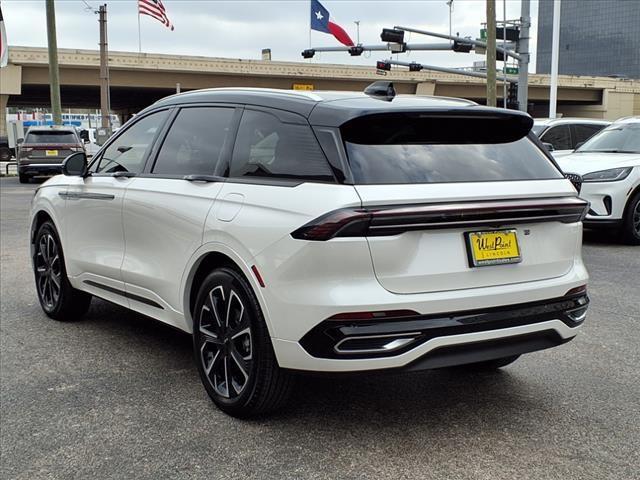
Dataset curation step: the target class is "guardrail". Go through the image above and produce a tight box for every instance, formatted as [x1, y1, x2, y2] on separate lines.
[5, 162, 18, 176]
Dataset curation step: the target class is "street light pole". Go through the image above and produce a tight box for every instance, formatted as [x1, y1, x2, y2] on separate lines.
[517, 0, 530, 112]
[45, 0, 62, 125]
[486, 0, 497, 107]
[549, 0, 561, 118]
[98, 4, 111, 128]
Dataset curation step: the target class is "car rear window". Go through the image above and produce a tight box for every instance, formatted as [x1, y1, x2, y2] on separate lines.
[341, 113, 562, 184]
[25, 131, 78, 144]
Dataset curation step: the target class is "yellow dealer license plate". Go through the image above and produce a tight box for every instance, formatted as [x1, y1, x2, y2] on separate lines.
[45, 150, 58, 156]
[465, 229, 521, 267]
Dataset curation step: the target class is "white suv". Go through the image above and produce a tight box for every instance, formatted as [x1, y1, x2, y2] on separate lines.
[30, 85, 590, 417]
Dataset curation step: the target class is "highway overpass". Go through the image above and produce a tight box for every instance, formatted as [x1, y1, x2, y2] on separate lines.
[2, 45, 639, 134]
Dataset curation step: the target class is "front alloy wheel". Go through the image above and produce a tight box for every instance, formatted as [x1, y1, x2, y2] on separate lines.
[622, 192, 640, 245]
[193, 268, 293, 417]
[33, 221, 92, 320]
[35, 232, 62, 312]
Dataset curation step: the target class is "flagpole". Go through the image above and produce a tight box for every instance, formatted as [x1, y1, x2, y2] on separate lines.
[137, 8, 142, 54]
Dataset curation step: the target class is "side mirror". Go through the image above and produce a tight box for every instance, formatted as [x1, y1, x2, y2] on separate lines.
[16, 138, 24, 145]
[574, 141, 585, 151]
[542, 142, 555, 152]
[62, 152, 88, 177]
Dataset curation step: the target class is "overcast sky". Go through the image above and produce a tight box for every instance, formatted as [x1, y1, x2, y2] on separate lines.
[2, 0, 539, 70]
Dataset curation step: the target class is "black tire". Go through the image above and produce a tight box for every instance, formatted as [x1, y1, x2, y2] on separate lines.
[193, 267, 294, 417]
[18, 173, 29, 184]
[621, 192, 640, 245]
[451, 355, 520, 372]
[0, 146, 11, 162]
[33, 221, 92, 320]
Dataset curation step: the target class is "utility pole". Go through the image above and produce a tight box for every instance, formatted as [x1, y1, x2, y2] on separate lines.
[485, 0, 497, 107]
[549, 0, 561, 118]
[517, 0, 530, 112]
[45, 0, 62, 125]
[354, 21, 360, 44]
[98, 4, 111, 128]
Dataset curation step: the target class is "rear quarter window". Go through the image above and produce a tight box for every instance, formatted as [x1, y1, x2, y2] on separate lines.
[229, 109, 335, 183]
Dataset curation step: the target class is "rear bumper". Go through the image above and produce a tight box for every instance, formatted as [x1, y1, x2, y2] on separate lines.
[272, 290, 588, 373]
[18, 163, 63, 176]
[300, 293, 588, 360]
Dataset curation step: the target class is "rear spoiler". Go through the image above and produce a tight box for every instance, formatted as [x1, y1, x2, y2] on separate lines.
[340, 109, 533, 145]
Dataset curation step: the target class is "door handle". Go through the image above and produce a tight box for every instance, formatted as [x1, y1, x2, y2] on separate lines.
[183, 174, 223, 183]
[113, 171, 137, 178]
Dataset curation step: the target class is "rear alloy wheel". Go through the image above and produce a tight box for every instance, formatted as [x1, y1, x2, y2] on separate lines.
[621, 192, 640, 245]
[33, 221, 92, 320]
[0, 146, 11, 162]
[193, 268, 293, 417]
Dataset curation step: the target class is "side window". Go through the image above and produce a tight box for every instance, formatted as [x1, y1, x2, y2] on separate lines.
[229, 110, 334, 183]
[541, 125, 571, 150]
[152, 107, 234, 176]
[572, 124, 603, 147]
[94, 110, 169, 174]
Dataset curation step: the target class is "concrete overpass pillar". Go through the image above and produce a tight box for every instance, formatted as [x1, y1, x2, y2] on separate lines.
[0, 64, 23, 137]
[416, 81, 436, 96]
[0, 95, 8, 137]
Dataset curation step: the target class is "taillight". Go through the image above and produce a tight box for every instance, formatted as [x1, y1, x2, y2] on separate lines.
[19, 147, 33, 158]
[291, 197, 590, 241]
[291, 208, 370, 241]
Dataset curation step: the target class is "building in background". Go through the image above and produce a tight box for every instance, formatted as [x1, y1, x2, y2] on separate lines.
[537, 0, 640, 79]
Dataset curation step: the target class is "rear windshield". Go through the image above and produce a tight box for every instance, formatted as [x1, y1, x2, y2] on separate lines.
[341, 114, 562, 184]
[25, 131, 78, 144]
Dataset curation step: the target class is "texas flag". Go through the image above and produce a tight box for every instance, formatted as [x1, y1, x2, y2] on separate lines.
[310, 0, 354, 47]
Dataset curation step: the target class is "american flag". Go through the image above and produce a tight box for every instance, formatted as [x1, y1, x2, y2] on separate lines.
[138, 0, 174, 31]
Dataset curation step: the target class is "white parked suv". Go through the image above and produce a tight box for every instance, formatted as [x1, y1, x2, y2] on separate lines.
[532, 118, 610, 158]
[30, 85, 590, 417]
[556, 116, 640, 244]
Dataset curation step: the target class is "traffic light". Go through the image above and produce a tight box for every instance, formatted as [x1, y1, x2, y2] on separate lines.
[381, 28, 405, 44]
[349, 46, 364, 56]
[409, 62, 423, 72]
[376, 60, 392, 71]
[452, 40, 473, 53]
[507, 82, 519, 110]
[302, 49, 315, 59]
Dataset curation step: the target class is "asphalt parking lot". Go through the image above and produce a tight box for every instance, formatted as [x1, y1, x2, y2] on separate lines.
[1, 176, 638, 480]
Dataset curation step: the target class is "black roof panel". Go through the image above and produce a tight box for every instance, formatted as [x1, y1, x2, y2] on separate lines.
[149, 87, 530, 128]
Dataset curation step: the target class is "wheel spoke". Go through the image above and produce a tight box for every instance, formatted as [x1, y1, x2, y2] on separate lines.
[208, 286, 225, 328]
[230, 348, 249, 383]
[39, 238, 48, 263]
[223, 357, 230, 397]
[226, 290, 244, 330]
[50, 272, 61, 290]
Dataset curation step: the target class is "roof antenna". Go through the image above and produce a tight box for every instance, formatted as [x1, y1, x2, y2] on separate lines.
[364, 81, 396, 101]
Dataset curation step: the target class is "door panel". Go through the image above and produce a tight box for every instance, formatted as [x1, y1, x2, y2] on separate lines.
[121, 177, 222, 314]
[63, 175, 132, 305]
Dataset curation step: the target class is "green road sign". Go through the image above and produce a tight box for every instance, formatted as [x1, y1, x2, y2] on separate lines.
[505, 67, 519, 75]
[480, 28, 487, 40]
